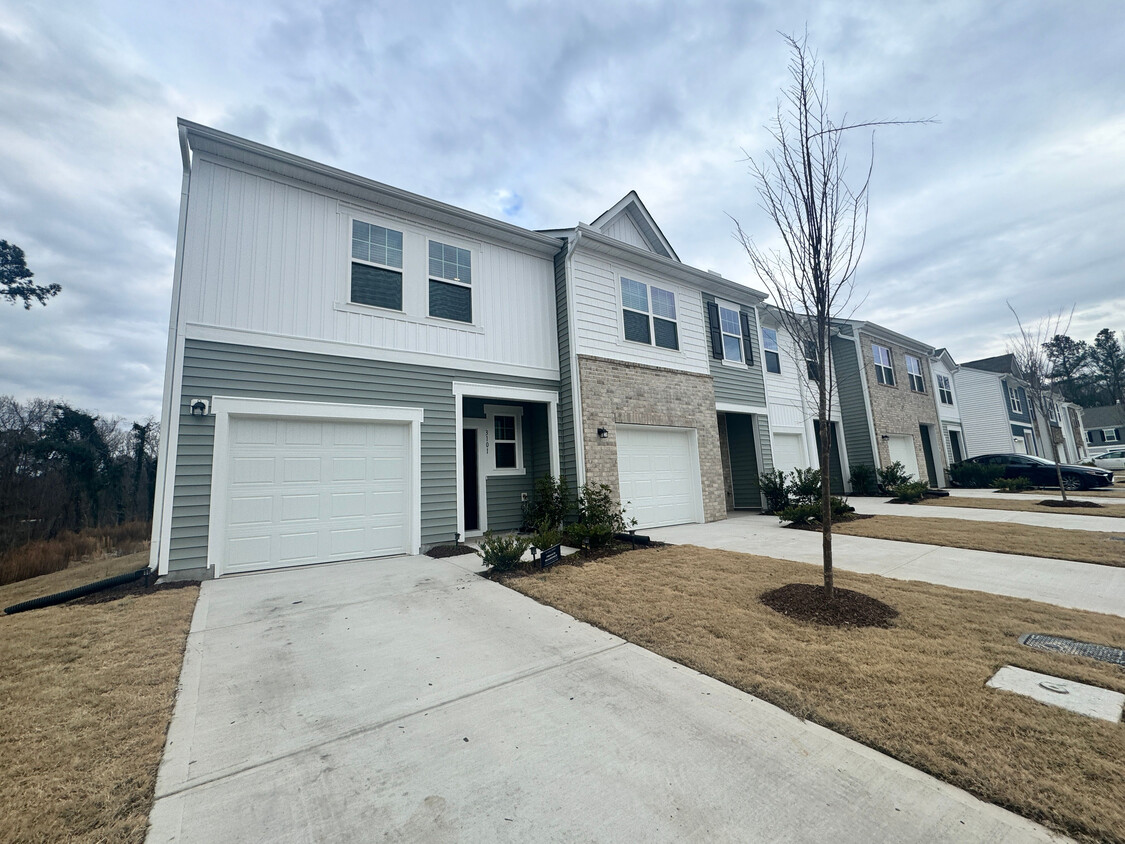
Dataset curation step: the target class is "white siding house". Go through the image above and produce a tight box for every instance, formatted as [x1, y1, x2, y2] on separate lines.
[952, 366, 1013, 457]
[930, 350, 967, 464]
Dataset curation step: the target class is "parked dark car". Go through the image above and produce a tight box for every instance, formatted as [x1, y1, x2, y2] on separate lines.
[952, 453, 1115, 490]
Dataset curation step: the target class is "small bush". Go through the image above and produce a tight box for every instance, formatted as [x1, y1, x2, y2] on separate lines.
[529, 519, 564, 551]
[777, 502, 822, 526]
[890, 481, 930, 503]
[789, 467, 823, 505]
[877, 461, 912, 491]
[849, 463, 877, 496]
[831, 496, 856, 518]
[574, 482, 633, 548]
[949, 462, 1005, 489]
[993, 476, 1033, 492]
[758, 470, 790, 514]
[475, 531, 530, 572]
[521, 474, 570, 531]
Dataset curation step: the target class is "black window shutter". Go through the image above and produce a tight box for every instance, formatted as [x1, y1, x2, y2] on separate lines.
[739, 311, 754, 365]
[706, 300, 723, 359]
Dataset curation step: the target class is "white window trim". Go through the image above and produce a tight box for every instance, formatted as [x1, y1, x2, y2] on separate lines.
[716, 299, 743, 366]
[483, 404, 525, 476]
[617, 273, 683, 354]
[762, 327, 782, 374]
[426, 236, 477, 327]
[1105, 428, 1120, 443]
[1009, 386, 1023, 415]
[346, 213, 406, 314]
[873, 344, 895, 386]
[906, 355, 926, 393]
[936, 374, 954, 405]
[206, 397, 424, 577]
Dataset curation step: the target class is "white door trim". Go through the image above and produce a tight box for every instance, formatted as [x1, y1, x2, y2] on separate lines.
[462, 419, 489, 535]
[207, 396, 424, 576]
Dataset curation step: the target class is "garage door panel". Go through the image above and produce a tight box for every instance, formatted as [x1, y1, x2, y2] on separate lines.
[617, 426, 702, 529]
[772, 433, 805, 478]
[219, 417, 413, 575]
[887, 435, 921, 481]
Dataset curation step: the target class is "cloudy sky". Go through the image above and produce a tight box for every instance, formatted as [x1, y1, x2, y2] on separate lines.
[1, 0, 1122, 421]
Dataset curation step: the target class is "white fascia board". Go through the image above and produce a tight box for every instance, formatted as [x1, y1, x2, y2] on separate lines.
[716, 402, 770, 416]
[210, 396, 425, 424]
[183, 323, 560, 382]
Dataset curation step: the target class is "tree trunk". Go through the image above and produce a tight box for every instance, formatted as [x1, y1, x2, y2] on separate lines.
[1050, 427, 1068, 503]
[818, 368, 834, 601]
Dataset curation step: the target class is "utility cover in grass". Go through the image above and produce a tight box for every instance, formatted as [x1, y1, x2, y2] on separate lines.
[760, 583, 898, 628]
[987, 666, 1124, 722]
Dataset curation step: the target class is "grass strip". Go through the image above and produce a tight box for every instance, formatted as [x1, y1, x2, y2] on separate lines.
[919, 496, 1125, 518]
[506, 545, 1125, 843]
[0, 551, 198, 843]
[834, 514, 1125, 567]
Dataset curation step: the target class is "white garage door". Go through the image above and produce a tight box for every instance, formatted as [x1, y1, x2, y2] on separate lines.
[771, 432, 807, 478]
[886, 434, 921, 482]
[219, 417, 412, 575]
[617, 425, 702, 529]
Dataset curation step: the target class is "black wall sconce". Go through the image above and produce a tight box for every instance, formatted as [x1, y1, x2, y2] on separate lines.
[880, 434, 890, 441]
[597, 427, 609, 439]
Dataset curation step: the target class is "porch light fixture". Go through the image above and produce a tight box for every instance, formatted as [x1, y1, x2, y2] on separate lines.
[597, 427, 609, 439]
[190, 399, 210, 417]
[880, 434, 890, 441]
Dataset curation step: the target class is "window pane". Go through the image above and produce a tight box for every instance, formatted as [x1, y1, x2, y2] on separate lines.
[623, 309, 651, 344]
[621, 277, 648, 312]
[495, 442, 517, 469]
[351, 263, 402, 310]
[723, 334, 743, 362]
[766, 350, 781, 374]
[653, 317, 679, 350]
[429, 279, 472, 322]
[719, 307, 740, 336]
[352, 220, 402, 268]
[429, 240, 471, 283]
[651, 287, 676, 320]
[763, 328, 779, 352]
[495, 415, 515, 442]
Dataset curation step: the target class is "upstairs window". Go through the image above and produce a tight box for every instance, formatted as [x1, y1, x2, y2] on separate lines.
[873, 344, 895, 386]
[762, 328, 781, 373]
[906, 355, 926, 392]
[719, 304, 743, 363]
[621, 277, 678, 350]
[1106, 428, 1120, 443]
[1008, 386, 1023, 415]
[1048, 403, 1060, 424]
[937, 374, 954, 405]
[803, 340, 819, 381]
[428, 240, 472, 323]
[351, 220, 403, 310]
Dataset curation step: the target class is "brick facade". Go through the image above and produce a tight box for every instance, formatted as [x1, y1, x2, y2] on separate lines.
[577, 355, 726, 522]
[859, 334, 946, 485]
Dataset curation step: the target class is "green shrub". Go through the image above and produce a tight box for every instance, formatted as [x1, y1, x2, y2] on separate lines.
[832, 496, 856, 518]
[849, 463, 877, 496]
[475, 531, 530, 572]
[521, 474, 570, 531]
[993, 476, 1033, 492]
[574, 482, 633, 548]
[529, 519, 564, 551]
[777, 502, 822, 525]
[877, 461, 912, 491]
[890, 481, 929, 502]
[789, 467, 823, 504]
[758, 470, 790, 514]
[949, 462, 1004, 488]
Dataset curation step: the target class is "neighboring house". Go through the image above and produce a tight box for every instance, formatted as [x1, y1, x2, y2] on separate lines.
[542, 192, 774, 526]
[1035, 398, 1086, 464]
[951, 364, 1020, 458]
[831, 321, 946, 486]
[960, 355, 1040, 456]
[151, 121, 569, 578]
[757, 307, 849, 494]
[929, 348, 968, 465]
[1082, 404, 1125, 456]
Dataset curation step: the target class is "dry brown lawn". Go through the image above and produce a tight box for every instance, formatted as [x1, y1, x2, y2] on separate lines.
[919, 495, 1125, 518]
[834, 514, 1125, 567]
[0, 551, 198, 843]
[507, 546, 1125, 842]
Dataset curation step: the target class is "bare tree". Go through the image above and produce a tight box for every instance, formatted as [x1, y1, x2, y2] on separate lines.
[1006, 303, 1074, 502]
[734, 33, 928, 600]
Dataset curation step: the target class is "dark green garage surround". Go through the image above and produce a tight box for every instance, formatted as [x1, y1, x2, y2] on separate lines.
[725, 413, 763, 509]
[168, 338, 565, 573]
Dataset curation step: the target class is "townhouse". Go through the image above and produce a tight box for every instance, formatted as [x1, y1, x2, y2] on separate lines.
[959, 355, 1040, 456]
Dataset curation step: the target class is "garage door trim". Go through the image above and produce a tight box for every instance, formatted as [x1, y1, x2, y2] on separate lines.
[207, 396, 424, 577]
[616, 423, 705, 529]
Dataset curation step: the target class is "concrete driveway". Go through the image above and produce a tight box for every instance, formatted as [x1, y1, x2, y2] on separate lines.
[147, 554, 1057, 842]
[648, 512, 1125, 617]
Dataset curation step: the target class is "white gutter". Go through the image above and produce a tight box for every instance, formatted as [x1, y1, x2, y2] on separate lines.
[148, 124, 193, 575]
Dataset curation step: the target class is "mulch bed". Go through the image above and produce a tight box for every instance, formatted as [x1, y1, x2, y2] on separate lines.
[425, 543, 477, 558]
[760, 583, 899, 628]
[783, 513, 874, 530]
[1037, 499, 1104, 509]
[70, 579, 199, 606]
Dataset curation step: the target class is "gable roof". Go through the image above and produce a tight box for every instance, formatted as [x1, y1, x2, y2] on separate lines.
[1082, 404, 1125, 428]
[837, 319, 935, 356]
[577, 191, 679, 261]
[931, 347, 959, 371]
[962, 353, 1018, 376]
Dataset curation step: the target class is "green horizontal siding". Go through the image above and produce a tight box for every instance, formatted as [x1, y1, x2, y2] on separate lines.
[169, 338, 560, 572]
[703, 294, 768, 408]
[553, 247, 578, 490]
[831, 333, 875, 471]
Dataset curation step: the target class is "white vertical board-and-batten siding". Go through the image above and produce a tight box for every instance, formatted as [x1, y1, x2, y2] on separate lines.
[764, 323, 841, 470]
[953, 368, 1014, 456]
[179, 156, 560, 374]
[570, 250, 710, 374]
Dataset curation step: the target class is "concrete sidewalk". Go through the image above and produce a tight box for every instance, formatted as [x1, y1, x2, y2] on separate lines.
[146, 554, 1057, 843]
[850, 497, 1125, 532]
[648, 514, 1125, 617]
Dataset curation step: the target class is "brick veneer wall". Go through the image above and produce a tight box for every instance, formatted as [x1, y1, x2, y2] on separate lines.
[859, 334, 946, 484]
[577, 355, 726, 522]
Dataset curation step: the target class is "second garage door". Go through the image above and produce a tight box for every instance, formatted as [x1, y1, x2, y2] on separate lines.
[886, 434, 921, 482]
[771, 432, 807, 478]
[217, 416, 413, 575]
[616, 425, 703, 529]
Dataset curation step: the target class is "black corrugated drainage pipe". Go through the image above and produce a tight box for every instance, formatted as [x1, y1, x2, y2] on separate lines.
[4, 567, 151, 615]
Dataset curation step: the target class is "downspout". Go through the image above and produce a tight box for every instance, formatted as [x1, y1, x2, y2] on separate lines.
[565, 229, 587, 487]
[148, 123, 193, 575]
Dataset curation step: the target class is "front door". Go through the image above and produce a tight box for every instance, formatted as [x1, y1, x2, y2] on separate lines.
[462, 429, 479, 532]
[949, 429, 964, 464]
[919, 424, 938, 487]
